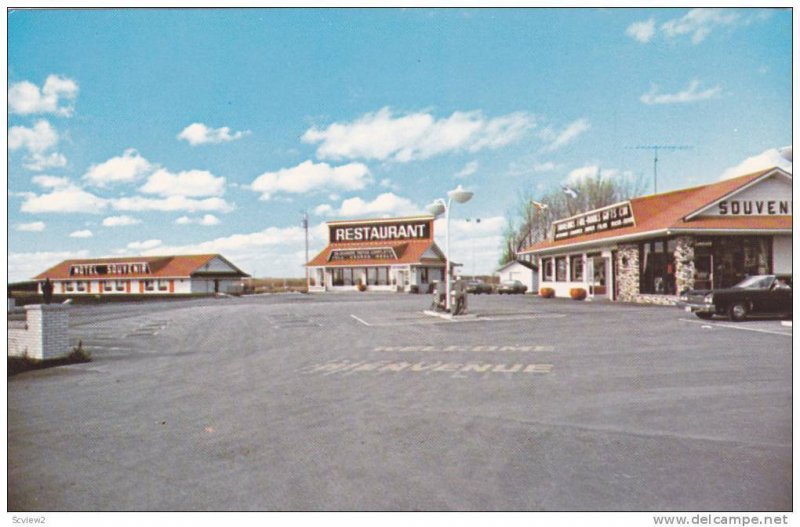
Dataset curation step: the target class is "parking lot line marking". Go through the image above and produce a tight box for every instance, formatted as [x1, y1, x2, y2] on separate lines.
[679, 318, 792, 337]
[350, 314, 371, 326]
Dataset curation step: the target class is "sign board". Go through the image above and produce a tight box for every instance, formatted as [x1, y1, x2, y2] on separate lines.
[330, 220, 432, 244]
[552, 202, 634, 241]
[69, 262, 151, 276]
[329, 247, 398, 262]
[716, 200, 791, 216]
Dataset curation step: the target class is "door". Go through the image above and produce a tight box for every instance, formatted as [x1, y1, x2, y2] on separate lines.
[214, 279, 220, 293]
[592, 257, 608, 297]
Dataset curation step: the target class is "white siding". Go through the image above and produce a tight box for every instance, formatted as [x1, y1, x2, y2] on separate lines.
[773, 235, 792, 274]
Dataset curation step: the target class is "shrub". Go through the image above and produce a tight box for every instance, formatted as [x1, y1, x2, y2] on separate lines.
[539, 287, 555, 298]
[569, 288, 587, 300]
[357, 283, 367, 292]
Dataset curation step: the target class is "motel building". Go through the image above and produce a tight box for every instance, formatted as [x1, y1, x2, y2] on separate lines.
[34, 254, 249, 297]
[306, 215, 453, 293]
[520, 167, 792, 304]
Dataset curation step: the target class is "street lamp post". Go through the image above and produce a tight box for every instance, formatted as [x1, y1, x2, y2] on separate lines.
[427, 185, 474, 313]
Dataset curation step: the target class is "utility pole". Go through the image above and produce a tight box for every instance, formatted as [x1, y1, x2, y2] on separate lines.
[627, 145, 692, 194]
[302, 210, 309, 292]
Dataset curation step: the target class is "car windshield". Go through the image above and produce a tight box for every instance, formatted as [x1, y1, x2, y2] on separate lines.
[733, 275, 774, 289]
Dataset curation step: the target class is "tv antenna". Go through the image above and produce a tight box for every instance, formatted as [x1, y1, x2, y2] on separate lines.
[626, 145, 692, 194]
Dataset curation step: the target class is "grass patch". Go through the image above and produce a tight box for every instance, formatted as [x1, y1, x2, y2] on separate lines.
[8, 341, 92, 377]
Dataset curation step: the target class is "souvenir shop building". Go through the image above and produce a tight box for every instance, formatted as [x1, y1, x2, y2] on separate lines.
[306, 216, 451, 292]
[520, 167, 792, 304]
[34, 254, 249, 296]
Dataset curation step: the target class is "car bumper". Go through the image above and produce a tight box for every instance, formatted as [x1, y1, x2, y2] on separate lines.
[679, 302, 715, 314]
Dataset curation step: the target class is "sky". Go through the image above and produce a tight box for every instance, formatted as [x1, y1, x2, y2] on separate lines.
[7, 7, 793, 282]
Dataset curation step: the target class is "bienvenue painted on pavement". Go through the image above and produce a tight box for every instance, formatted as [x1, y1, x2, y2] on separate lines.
[301, 359, 553, 377]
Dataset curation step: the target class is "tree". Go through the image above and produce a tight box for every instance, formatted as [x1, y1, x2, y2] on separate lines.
[499, 170, 647, 265]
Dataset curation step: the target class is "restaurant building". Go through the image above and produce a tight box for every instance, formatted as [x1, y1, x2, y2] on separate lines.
[34, 254, 249, 296]
[306, 215, 451, 293]
[520, 167, 792, 304]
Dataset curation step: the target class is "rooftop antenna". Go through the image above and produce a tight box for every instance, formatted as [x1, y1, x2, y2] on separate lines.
[626, 145, 692, 194]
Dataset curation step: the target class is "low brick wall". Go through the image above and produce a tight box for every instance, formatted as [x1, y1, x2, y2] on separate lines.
[7, 304, 71, 360]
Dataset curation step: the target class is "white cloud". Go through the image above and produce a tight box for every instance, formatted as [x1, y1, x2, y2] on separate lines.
[563, 165, 636, 185]
[24, 152, 68, 171]
[111, 195, 234, 213]
[102, 215, 142, 227]
[140, 168, 226, 197]
[16, 221, 46, 232]
[21, 185, 108, 214]
[9, 120, 59, 154]
[69, 229, 93, 238]
[127, 239, 163, 251]
[177, 122, 250, 146]
[302, 107, 535, 162]
[251, 160, 371, 200]
[333, 192, 422, 218]
[533, 161, 558, 172]
[433, 215, 506, 276]
[32, 175, 72, 189]
[540, 119, 591, 152]
[8, 75, 79, 116]
[83, 148, 154, 187]
[719, 148, 792, 181]
[8, 249, 90, 282]
[661, 8, 740, 45]
[626, 19, 656, 43]
[455, 161, 479, 179]
[640, 80, 721, 105]
[314, 204, 334, 216]
[175, 214, 220, 226]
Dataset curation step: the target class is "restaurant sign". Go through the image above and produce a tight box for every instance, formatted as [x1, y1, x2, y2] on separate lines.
[330, 220, 431, 244]
[553, 202, 634, 241]
[329, 247, 398, 262]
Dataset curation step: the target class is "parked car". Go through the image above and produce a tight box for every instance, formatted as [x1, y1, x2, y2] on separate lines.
[497, 280, 527, 294]
[466, 279, 493, 294]
[679, 274, 792, 321]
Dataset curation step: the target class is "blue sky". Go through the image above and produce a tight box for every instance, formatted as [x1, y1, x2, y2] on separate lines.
[7, 8, 792, 281]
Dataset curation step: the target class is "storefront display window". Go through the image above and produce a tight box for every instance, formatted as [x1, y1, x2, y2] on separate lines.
[543, 259, 554, 281]
[639, 238, 676, 294]
[555, 257, 567, 282]
[570, 255, 584, 281]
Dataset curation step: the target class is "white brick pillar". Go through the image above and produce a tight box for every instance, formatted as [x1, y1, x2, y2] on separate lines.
[24, 304, 71, 360]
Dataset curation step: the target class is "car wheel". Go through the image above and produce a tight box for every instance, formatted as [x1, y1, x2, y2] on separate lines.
[728, 302, 748, 322]
[695, 312, 713, 320]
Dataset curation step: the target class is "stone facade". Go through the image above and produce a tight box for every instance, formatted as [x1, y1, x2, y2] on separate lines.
[615, 244, 640, 302]
[674, 236, 695, 294]
[7, 304, 71, 360]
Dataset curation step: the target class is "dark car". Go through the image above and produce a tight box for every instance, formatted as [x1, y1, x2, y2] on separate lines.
[466, 279, 493, 294]
[679, 274, 792, 321]
[497, 279, 527, 294]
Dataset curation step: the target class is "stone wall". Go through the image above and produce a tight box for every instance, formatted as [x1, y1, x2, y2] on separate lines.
[615, 244, 640, 302]
[7, 304, 71, 360]
[674, 236, 695, 293]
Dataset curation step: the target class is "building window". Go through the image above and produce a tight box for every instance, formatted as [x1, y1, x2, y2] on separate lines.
[343, 268, 354, 286]
[333, 268, 344, 286]
[144, 280, 155, 291]
[555, 257, 567, 282]
[377, 267, 389, 285]
[367, 267, 378, 285]
[639, 238, 676, 294]
[158, 280, 168, 291]
[104, 281, 114, 291]
[116, 280, 126, 291]
[420, 267, 429, 284]
[66, 282, 75, 292]
[76, 281, 86, 292]
[543, 259, 554, 281]
[570, 255, 584, 281]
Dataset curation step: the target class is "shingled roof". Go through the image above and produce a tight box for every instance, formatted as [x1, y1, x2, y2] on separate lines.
[34, 254, 249, 280]
[521, 168, 791, 255]
[306, 239, 446, 268]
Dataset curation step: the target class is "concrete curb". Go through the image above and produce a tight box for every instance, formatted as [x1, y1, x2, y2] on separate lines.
[422, 310, 479, 321]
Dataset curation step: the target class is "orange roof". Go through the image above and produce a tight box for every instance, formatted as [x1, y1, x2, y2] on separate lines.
[522, 168, 791, 254]
[306, 239, 446, 267]
[34, 254, 249, 280]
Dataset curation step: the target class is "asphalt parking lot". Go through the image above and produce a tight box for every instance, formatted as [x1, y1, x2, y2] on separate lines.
[7, 293, 792, 511]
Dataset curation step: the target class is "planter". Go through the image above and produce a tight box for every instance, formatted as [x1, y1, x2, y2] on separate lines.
[569, 288, 587, 300]
[539, 287, 555, 298]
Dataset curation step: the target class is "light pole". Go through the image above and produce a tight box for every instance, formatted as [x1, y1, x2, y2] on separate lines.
[427, 185, 474, 313]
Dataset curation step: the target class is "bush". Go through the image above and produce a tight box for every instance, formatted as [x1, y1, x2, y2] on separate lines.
[569, 288, 587, 300]
[357, 282, 367, 292]
[539, 287, 555, 298]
